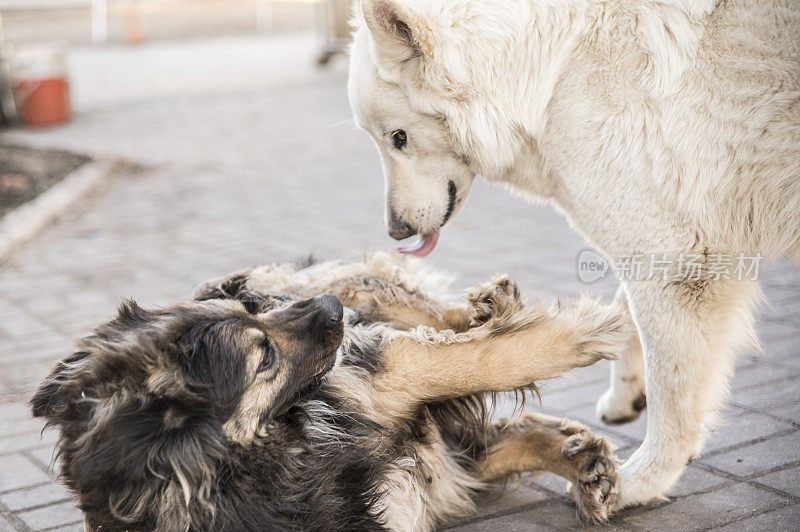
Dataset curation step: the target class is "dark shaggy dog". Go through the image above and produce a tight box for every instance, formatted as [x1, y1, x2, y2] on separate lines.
[32, 253, 630, 531]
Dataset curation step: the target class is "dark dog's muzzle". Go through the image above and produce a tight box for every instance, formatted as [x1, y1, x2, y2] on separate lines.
[312, 293, 344, 325]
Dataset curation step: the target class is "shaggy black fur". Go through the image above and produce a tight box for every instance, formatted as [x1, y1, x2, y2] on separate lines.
[31, 294, 393, 531]
[30, 270, 524, 531]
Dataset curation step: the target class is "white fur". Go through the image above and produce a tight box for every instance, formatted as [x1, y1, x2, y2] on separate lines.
[376, 430, 483, 531]
[349, 0, 800, 510]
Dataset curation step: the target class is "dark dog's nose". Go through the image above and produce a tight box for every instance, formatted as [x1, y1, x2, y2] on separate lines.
[313, 294, 343, 324]
[389, 222, 416, 241]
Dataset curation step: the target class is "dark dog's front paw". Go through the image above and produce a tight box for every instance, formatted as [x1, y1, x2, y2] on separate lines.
[465, 274, 523, 326]
[564, 432, 619, 524]
[191, 270, 252, 301]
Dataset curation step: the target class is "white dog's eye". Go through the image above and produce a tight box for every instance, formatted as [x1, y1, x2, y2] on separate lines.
[391, 129, 407, 150]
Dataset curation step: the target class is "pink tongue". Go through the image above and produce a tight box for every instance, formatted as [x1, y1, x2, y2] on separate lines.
[397, 230, 440, 257]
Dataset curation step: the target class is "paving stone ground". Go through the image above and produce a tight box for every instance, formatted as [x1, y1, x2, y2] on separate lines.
[0, 33, 798, 531]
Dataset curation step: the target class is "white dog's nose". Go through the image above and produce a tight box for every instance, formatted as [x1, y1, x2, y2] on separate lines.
[389, 221, 415, 240]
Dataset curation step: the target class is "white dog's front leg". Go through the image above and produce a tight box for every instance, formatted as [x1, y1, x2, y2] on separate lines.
[596, 284, 647, 424]
[613, 278, 761, 510]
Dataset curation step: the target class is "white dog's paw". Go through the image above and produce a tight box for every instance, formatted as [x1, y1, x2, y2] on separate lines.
[596, 385, 647, 425]
[611, 449, 674, 512]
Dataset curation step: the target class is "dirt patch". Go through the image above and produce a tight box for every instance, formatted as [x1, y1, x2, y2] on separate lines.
[0, 144, 90, 218]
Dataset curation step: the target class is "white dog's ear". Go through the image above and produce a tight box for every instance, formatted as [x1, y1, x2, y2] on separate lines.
[361, 0, 430, 66]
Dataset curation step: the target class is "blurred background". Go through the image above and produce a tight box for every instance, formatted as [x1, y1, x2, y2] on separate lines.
[2, 0, 323, 45]
[0, 0, 352, 124]
[0, 2, 797, 531]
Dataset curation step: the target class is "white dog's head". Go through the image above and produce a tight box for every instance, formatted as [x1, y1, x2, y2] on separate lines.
[349, 0, 588, 255]
[348, 0, 479, 256]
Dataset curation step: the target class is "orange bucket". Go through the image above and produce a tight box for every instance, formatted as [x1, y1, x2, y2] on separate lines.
[13, 77, 70, 127]
[11, 44, 71, 127]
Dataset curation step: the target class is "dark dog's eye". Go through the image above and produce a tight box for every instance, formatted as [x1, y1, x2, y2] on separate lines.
[258, 342, 274, 372]
[391, 129, 407, 150]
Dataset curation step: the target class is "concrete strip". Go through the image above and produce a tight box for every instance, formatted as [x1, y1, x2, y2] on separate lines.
[0, 159, 116, 263]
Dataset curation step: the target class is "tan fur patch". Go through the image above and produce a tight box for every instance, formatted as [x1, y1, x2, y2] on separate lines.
[369, 297, 630, 418]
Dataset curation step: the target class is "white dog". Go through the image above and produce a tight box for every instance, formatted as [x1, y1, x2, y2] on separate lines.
[348, 0, 800, 512]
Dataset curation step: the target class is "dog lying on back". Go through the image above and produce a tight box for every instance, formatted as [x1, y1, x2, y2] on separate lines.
[32, 253, 630, 531]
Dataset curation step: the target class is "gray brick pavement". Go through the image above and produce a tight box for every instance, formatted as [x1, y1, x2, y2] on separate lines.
[0, 33, 797, 530]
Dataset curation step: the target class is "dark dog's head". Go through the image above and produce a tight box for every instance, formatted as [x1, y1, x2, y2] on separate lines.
[31, 292, 343, 529]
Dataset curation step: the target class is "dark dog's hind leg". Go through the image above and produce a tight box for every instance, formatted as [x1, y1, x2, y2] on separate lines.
[478, 413, 619, 524]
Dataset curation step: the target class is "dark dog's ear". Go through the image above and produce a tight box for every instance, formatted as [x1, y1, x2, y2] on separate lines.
[31, 350, 91, 423]
[31, 300, 152, 424]
[67, 396, 227, 529]
[32, 300, 230, 529]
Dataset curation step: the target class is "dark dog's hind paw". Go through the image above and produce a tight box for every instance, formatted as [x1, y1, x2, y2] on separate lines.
[564, 432, 619, 524]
